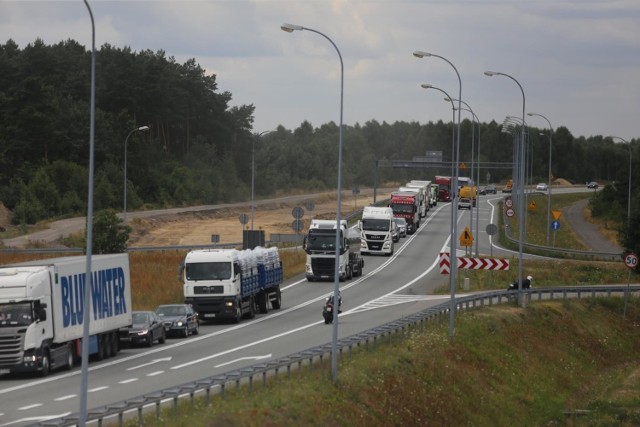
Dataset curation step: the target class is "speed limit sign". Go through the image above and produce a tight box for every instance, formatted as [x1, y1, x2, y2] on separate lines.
[624, 252, 639, 270]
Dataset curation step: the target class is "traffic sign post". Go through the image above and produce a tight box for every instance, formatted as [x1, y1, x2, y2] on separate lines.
[624, 252, 639, 271]
[551, 220, 560, 247]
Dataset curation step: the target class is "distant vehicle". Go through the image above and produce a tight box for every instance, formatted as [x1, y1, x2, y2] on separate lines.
[536, 182, 548, 191]
[587, 181, 599, 189]
[120, 311, 166, 347]
[502, 186, 512, 193]
[391, 222, 400, 243]
[156, 304, 199, 338]
[458, 197, 472, 210]
[478, 186, 486, 195]
[393, 217, 407, 238]
[485, 184, 497, 194]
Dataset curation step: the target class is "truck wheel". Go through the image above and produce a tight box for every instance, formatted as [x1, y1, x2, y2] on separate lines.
[111, 332, 119, 356]
[40, 350, 50, 377]
[257, 293, 269, 314]
[271, 287, 282, 310]
[95, 335, 105, 361]
[245, 296, 256, 319]
[233, 306, 242, 324]
[307, 277, 314, 282]
[65, 344, 74, 371]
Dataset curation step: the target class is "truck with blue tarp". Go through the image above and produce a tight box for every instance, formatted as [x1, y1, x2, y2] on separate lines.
[182, 247, 283, 323]
[0, 254, 132, 377]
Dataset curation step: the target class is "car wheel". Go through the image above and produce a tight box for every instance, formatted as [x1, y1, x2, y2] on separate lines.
[159, 330, 166, 344]
[193, 321, 199, 335]
[146, 334, 154, 347]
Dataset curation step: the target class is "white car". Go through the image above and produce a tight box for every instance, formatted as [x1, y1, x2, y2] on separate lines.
[458, 197, 472, 210]
[393, 218, 407, 238]
[536, 182, 548, 191]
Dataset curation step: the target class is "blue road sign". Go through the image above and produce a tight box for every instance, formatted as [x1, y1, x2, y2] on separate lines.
[551, 220, 561, 231]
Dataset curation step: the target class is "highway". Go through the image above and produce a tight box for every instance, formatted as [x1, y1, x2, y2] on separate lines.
[0, 191, 578, 426]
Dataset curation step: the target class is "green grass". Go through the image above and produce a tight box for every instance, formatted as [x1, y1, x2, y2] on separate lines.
[132, 298, 640, 426]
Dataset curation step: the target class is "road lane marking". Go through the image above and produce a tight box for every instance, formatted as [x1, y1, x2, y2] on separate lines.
[127, 357, 172, 371]
[18, 404, 42, 411]
[215, 354, 272, 368]
[147, 371, 164, 377]
[88, 386, 109, 393]
[54, 395, 76, 401]
[119, 378, 138, 384]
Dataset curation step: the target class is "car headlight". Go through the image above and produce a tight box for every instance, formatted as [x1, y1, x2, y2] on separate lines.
[137, 329, 149, 336]
[176, 320, 184, 327]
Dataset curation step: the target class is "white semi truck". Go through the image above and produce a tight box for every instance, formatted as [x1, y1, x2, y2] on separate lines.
[0, 254, 132, 376]
[303, 219, 364, 282]
[398, 185, 428, 218]
[183, 247, 283, 323]
[359, 206, 395, 256]
[407, 180, 435, 208]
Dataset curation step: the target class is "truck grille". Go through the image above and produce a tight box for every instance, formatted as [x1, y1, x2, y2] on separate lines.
[0, 330, 26, 368]
[311, 258, 336, 276]
[194, 285, 224, 294]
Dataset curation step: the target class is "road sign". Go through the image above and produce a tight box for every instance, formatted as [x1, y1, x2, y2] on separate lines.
[211, 234, 220, 243]
[528, 200, 537, 211]
[460, 163, 467, 170]
[239, 213, 249, 225]
[304, 201, 315, 211]
[624, 252, 639, 270]
[552, 210, 562, 220]
[551, 220, 561, 231]
[506, 208, 515, 218]
[504, 197, 513, 208]
[292, 219, 304, 232]
[459, 226, 474, 247]
[485, 223, 498, 236]
[292, 206, 304, 219]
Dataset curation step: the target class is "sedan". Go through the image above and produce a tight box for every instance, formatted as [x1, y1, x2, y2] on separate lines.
[458, 197, 472, 210]
[536, 182, 548, 191]
[485, 184, 497, 194]
[119, 311, 166, 347]
[393, 217, 407, 238]
[587, 181, 599, 189]
[156, 304, 200, 338]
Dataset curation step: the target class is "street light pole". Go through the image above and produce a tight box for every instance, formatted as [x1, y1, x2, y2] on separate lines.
[608, 136, 632, 228]
[123, 125, 150, 223]
[415, 51, 462, 337]
[528, 113, 554, 245]
[485, 71, 526, 300]
[282, 23, 344, 381]
[420, 84, 456, 178]
[251, 130, 273, 231]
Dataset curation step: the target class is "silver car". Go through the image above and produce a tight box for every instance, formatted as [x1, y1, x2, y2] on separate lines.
[393, 218, 407, 238]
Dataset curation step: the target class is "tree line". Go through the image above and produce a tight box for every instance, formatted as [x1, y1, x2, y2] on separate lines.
[0, 39, 637, 255]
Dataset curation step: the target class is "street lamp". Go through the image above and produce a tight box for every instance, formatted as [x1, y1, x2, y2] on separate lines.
[251, 130, 273, 231]
[607, 136, 632, 228]
[528, 112, 554, 245]
[123, 125, 150, 223]
[415, 51, 462, 337]
[420, 84, 456, 180]
[282, 23, 344, 380]
[485, 70, 526, 300]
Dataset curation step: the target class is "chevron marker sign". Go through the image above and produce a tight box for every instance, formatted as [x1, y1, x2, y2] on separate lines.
[439, 253, 509, 274]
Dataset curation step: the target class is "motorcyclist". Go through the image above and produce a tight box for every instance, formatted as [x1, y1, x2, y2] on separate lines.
[508, 275, 532, 290]
[326, 292, 342, 313]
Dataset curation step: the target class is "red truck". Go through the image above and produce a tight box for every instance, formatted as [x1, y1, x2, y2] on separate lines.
[435, 176, 452, 202]
[390, 191, 420, 234]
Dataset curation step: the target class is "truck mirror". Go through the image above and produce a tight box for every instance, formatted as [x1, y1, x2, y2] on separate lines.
[34, 301, 46, 321]
[302, 236, 308, 251]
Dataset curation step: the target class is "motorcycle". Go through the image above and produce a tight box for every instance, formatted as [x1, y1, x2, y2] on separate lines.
[322, 294, 342, 324]
[507, 275, 532, 291]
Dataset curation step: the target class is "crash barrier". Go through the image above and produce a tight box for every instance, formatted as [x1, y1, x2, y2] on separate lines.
[37, 284, 640, 427]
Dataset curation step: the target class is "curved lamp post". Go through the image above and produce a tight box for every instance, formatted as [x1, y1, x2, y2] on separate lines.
[123, 125, 150, 223]
[527, 112, 553, 245]
[281, 23, 344, 381]
[251, 130, 273, 230]
[420, 84, 456, 178]
[485, 71, 526, 300]
[415, 51, 462, 337]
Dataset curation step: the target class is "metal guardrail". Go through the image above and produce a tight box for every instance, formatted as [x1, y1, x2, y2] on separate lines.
[37, 284, 640, 427]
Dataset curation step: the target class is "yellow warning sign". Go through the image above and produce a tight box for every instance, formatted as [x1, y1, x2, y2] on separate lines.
[459, 163, 467, 170]
[459, 226, 474, 247]
[552, 210, 562, 220]
[528, 200, 537, 212]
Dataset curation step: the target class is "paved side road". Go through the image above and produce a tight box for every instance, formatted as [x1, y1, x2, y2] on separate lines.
[563, 198, 622, 254]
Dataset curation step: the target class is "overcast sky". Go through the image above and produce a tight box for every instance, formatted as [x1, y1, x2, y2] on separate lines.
[1, 0, 639, 141]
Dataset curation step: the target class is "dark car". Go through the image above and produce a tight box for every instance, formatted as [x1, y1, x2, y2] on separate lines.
[393, 217, 407, 238]
[587, 181, 599, 189]
[156, 304, 199, 338]
[119, 311, 166, 347]
[501, 186, 512, 193]
[485, 184, 497, 194]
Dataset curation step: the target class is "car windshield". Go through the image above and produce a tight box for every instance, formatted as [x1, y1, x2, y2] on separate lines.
[157, 306, 186, 317]
[132, 312, 150, 324]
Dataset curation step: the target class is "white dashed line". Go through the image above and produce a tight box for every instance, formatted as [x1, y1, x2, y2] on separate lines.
[54, 395, 76, 401]
[119, 378, 138, 384]
[88, 386, 109, 393]
[147, 371, 164, 377]
[18, 403, 42, 410]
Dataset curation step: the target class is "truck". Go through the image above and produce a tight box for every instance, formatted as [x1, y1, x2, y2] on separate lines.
[183, 247, 283, 323]
[359, 206, 395, 256]
[0, 254, 132, 376]
[459, 185, 478, 207]
[389, 191, 420, 234]
[303, 219, 364, 282]
[407, 180, 434, 209]
[400, 184, 428, 218]
[435, 176, 452, 202]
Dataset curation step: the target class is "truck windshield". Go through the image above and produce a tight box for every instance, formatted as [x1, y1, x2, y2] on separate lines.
[0, 302, 33, 327]
[306, 233, 343, 251]
[392, 204, 414, 214]
[361, 218, 391, 232]
[186, 262, 231, 281]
